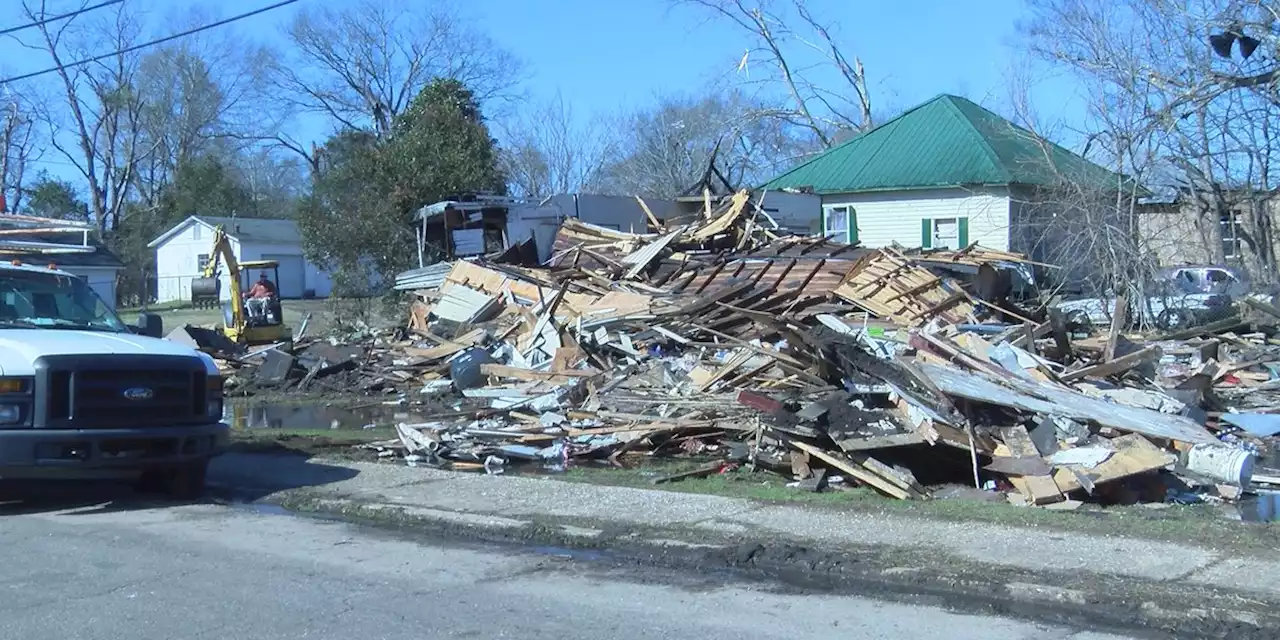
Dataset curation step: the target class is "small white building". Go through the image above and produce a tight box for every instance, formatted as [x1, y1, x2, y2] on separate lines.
[148, 215, 336, 304]
[52, 249, 125, 309]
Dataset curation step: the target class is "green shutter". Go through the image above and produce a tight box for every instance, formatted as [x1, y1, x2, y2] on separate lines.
[921, 218, 932, 249]
[958, 217, 969, 248]
[849, 208, 859, 244]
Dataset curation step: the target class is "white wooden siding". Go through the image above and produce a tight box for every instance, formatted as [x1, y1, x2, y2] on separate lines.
[153, 220, 239, 304]
[240, 241, 333, 298]
[820, 187, 1012, 251]
[62, 266, 119, 310]
[152, 219, 338, 303]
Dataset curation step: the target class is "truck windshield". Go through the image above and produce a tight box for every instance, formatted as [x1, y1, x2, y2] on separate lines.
[0, 271, 127, 332]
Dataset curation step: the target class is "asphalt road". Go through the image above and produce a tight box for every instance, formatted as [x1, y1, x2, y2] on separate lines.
[0, 495, 1134, 640]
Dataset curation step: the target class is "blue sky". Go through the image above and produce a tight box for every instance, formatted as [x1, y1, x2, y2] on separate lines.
[0, 0, 1088, 187]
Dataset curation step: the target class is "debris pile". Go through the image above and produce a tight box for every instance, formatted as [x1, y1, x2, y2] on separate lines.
[196, 189, 1280, 507]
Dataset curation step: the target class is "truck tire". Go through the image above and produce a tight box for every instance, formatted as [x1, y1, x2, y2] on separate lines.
[1156, 308, 1193, 331]
[137, 460, 209, 500]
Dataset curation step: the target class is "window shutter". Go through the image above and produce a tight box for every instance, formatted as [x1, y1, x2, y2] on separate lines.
[849, 208, 859, 244]
[921, 218, 932, 249]
[958, 217, 969, 248]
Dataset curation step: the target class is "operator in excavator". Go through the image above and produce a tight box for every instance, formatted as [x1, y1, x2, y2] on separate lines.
[244, 272, 277, 321]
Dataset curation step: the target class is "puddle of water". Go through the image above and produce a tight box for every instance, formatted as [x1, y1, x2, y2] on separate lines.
[1238, 493, 1280, 523]
[227, 402, 424, 430]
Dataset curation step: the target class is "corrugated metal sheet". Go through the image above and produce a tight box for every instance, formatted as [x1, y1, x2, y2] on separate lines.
[394, 262, 454, 291]
[763, 94, 1121, 194]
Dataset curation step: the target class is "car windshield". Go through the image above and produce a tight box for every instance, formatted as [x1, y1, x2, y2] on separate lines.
[0, 271, 127, 332]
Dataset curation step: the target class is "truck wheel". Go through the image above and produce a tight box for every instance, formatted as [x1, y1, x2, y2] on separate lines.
[137, 461, 209, 500]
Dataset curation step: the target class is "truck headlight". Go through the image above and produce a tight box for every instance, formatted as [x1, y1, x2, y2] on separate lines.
[206, 375, 223, 419]
[0, 404, 23, 424]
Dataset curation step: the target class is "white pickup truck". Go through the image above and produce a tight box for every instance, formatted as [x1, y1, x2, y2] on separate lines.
[0, 261, 227, 497]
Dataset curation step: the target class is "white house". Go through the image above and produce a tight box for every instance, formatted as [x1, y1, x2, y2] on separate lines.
[762, 94, 1126, 266]
[51, 248, 125, 309]
[148, 215, 335, 304]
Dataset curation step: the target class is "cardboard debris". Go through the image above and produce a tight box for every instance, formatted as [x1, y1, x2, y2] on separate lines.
[182, 188, 1279, 509]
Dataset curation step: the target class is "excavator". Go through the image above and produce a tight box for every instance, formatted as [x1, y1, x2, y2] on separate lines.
[190, 225, 293, 346]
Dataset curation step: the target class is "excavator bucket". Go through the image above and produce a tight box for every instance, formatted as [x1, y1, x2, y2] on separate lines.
[190, 277, 219, 298]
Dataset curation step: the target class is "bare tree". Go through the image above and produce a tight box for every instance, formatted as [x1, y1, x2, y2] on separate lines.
[0, 96, 41, 212]
[131, 7, 276, 207]
[268, 0, 522, 169]
[1002, 87, 1158, 311]
[20, 0, 152, 232]
[598, 89, 813, 198]
[1025, 0, 1280, 285]
[497, 93, 618, 198]
[677, 0, 872, 148]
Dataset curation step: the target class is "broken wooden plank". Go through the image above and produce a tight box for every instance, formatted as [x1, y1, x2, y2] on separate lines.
[996, 425, 1064, 505]
[1103, 296, 1128, 362]
[1051, 434, 1174, 493]
[479, 364, 601, 383]
[791, 441, 912, 499]
[920, 361, 1214, 443]
[1060, 345, 1159, 382]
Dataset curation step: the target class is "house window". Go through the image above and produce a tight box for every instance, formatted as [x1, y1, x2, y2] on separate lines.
[921, 217, 970, 250]
[823, 205, 857, 243]
[196, 254, 209, 272]
[192, 225, 202, 241]
[1220, 211, 1241, 259]
[933, 218, 959, 249]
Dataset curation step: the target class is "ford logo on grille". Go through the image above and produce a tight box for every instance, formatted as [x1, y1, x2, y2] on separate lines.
[122, 387, 154, 401]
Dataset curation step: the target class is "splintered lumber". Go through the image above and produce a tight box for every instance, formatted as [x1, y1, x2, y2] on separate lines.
[1051, 434, 1175, 494]
[651, 460, 728, 485]
[1103, 296, 1128, 361]
[623, 228, 683, 279]
[832, 248, 977, 327]
[1060, 346, 1159, 382]
[441, 260, 596, 315]
[405, 328, 487, 361]
[791, 441, 912, 499]
[688, 191, 751, 241]
[479, 364, 601, 383]
[919, 362, 1216, 444]
[996, 426, 1063, 505]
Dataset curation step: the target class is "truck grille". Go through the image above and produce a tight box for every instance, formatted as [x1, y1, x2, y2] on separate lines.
[34, 355, 208, 429]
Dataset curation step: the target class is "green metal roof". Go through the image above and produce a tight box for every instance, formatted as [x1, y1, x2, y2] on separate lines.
[763, 94, 1125, 194]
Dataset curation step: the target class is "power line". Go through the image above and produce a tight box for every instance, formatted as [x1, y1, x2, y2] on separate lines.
[0, 0, 300, 86]
[0, 0, 124, 37]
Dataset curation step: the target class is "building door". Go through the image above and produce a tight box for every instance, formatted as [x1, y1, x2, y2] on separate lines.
[259, 254, 306, 298]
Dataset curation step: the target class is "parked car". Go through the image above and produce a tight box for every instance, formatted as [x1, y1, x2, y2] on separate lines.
[1055, 265, 1247, 331]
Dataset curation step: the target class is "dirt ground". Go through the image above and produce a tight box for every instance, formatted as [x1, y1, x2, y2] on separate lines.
[123, 298, 394, 336]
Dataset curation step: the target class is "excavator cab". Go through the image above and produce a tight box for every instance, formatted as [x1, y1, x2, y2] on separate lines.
[189, 225, 293, 347]
[234, 260, 289, 343]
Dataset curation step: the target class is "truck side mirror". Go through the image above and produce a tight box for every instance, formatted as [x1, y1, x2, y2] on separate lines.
[135, 312, 163, 338]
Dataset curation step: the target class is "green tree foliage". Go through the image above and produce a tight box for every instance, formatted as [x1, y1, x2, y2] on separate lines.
[22, 173, 90, 221]
[298, 79, 503, 290]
